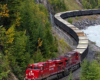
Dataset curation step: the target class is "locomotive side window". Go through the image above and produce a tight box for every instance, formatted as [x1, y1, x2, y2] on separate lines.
[76, 53, 78, 56]
[66, 60, 68, 66]
[34, 67, 40, 69]
[27, 66, 33, 69]
[73, 53, 75, 56]
[59, 62, 63, 64]
[41, 67, 43, 70]
[44, 63, 46, 66]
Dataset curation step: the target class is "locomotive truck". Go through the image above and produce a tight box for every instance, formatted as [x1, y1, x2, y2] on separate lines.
[24, 51, 81, 80]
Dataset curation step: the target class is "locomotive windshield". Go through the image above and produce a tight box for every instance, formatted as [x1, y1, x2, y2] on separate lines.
[27, 66, 33, 69]
[27, 66, 40, 69]
[34, 67, 40, 69]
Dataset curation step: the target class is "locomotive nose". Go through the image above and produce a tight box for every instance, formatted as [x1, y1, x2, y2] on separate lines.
[25, 70, 35, 80]
[28, 70, 34, 77]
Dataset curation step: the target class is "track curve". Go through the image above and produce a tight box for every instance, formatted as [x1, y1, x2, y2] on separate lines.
[54, 9, 100, 61]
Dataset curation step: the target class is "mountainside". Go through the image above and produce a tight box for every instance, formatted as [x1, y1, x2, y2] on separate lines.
[1, 0, 100, 80]
[0, 0, 78, 79]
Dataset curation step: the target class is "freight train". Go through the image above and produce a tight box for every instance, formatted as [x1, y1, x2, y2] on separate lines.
[24, 9, 100, 80]
[25, 51, 81, 80]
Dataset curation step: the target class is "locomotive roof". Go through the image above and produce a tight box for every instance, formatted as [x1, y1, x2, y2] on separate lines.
[60, 51, 79, 59]
[47, 58, 63, 64]
[67, 51, 78, 54]
[29, 62, 48, 67]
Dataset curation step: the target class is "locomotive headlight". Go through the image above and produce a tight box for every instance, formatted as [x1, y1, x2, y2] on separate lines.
[32, 78, 34, 79]
[31, 71, 32, 73]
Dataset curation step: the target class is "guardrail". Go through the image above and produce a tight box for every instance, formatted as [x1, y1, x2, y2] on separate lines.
[54, 9, 100, 61]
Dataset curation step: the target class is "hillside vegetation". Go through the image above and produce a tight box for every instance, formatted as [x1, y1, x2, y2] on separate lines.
[1, 0, 100, 80]
[0, 0, 82, 79]
[0, 0, 58, 79]
[81, 0, 100, 9]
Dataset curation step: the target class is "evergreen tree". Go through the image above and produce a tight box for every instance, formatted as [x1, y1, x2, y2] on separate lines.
[0, 0, 58, 79]
[19, 0, 58, 59]
[81, 60, 100, 80]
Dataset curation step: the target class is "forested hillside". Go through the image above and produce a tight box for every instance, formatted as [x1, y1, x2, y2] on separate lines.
[81, 0, 100, 9]
[0, 0, 59, 79]
[1, 0, 100, 80]
[0, 0, 71, 79]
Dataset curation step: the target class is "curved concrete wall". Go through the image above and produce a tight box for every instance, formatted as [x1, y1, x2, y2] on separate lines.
[54, 9, 100, 61]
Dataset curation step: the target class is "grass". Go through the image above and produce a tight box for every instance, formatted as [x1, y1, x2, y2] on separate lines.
[59, 39, 72, 53]
[64, 0, 82, 10]
[64, 0, 83, 23]
[67, 18, 73, 23]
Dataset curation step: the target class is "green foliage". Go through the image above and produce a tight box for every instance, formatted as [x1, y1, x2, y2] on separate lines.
[19, 0, 58, 59]
[98, 0, 100, 8]
[95, 51, 100, 63]
[67, 18, 73, 24]
[59, 39, 71, 52]
[0, 0, 58, 79]
[33, 49, 44, 63]
[81, 60, 100, 80]
[68, 71, 73, 80]
[48, 0, 68, 12]
[0, 0, 22, 28]
[82, 0, 99, 9]
[75, 16, 79, 20]
[0, 52, 10, 79]
[0, 25, 30, 79]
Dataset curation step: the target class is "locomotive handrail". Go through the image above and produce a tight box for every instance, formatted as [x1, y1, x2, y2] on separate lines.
[54, 9, 100, 61]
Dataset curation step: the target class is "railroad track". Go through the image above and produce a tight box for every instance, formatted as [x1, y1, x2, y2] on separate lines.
[54, 9, 100, 79]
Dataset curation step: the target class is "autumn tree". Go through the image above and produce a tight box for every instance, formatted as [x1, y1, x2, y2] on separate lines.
[0, 4, 9, 17]
[0, 0, 21, 28]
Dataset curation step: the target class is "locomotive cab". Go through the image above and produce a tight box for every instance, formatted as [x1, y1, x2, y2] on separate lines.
[25, 64, 41, 80]
[25, 62, 49, 80]
[59, 51, 81, 68]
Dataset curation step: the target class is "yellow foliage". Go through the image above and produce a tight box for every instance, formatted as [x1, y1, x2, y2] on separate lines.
[15, 12, 21, 26]
[0, 4, 9, 17]
[32, 3, 47, 24]
[37, 38, 43, 49]
[5, 50, 8, 54]
[0, 27, 6, 45]
[5, 25, 15, 43]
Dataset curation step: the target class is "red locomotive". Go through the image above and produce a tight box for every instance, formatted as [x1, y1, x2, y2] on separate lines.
[24, 51, 81, 80]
